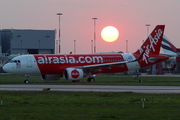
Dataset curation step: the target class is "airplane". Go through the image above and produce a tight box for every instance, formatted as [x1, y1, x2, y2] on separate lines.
[3, 25, 170, 83]
[161, 35, 177, 57]
[161, 35, 178, 73]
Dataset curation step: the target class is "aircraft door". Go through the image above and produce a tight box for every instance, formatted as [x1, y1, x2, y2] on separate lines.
[26, 56, 33, 67]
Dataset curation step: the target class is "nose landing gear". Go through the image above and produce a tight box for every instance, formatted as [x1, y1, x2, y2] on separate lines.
[24, 74, 29, 83]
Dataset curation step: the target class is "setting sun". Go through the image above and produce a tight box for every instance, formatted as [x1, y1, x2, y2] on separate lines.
[101, 26, 119, 42]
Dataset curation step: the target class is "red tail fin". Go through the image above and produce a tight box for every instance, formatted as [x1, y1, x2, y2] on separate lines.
[133, 25, 165, 56]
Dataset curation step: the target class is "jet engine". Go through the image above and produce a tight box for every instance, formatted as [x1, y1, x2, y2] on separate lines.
[63, 68, 84, 80]
[41, 74, 62, 81]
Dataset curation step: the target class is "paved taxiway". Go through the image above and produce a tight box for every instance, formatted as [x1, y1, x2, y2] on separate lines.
[0, 85, 180, 93]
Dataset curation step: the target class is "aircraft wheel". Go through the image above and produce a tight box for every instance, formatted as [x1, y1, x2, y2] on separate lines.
[87, 78, 95, 82]
[139, 79, 142, 83]
[24, 80, 29, 84]
[72, 80, 80, 82]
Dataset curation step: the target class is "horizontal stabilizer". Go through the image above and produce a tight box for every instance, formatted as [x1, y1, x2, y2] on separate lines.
[148, 56, 169, 63]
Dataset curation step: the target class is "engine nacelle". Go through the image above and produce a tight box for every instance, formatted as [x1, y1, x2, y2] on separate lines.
[41, 74, 62, 81]
[63, 68, 84, 80]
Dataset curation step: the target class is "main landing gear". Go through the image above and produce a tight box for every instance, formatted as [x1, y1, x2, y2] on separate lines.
[71, 77, 95, 82]
[133, 73, 142, 83]
[87, 77, 95, 82]
[24, 74, 29, 83]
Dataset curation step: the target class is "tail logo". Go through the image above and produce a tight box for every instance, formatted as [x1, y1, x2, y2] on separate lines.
[139, 29, 163, 64]
[149, 29, 163, 52]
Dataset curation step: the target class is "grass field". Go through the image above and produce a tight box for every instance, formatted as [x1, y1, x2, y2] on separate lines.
[0, 91, 180, 120]
[1, 74, 180, 120]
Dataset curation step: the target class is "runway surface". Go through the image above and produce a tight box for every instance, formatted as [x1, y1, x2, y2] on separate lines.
[0, 85, 180, 93]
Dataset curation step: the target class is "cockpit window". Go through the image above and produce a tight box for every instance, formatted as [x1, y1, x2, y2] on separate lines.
[10, 60, 21, 63]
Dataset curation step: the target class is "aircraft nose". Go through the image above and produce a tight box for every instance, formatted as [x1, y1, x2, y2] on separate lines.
[2, 64, 11, 73]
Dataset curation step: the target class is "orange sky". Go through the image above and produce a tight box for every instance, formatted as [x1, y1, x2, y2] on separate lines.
[0, 0, 180, 54]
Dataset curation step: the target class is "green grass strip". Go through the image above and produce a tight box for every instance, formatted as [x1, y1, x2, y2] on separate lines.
[0, 91, 180, 120]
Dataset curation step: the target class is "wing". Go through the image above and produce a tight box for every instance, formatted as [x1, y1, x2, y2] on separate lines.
[77, 60, 129, 72]
[74, 49, 146, 73]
